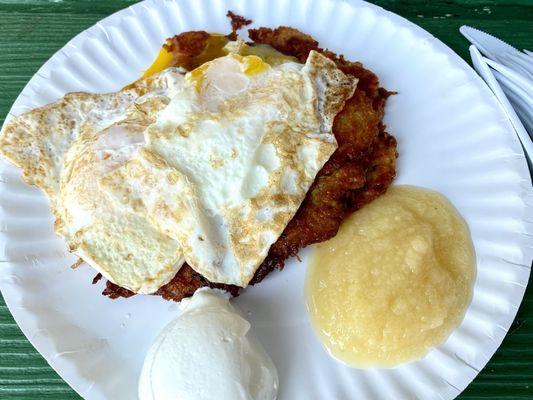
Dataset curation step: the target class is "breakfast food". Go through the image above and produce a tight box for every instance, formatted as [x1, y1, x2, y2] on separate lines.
[1, 71, 187, 293]
[138, 288, 278, 400]
[101, 50, 355, 287]
[103, 21, 398, 301]
[0, 8, 486, 398]
[305, 185, 476, 366]
[0, 38, 356, 292]
[0, 13, 398, 300]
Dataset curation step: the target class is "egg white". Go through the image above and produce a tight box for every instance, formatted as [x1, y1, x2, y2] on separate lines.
[100, 50, 357, 286]
[1, 69, 187, 293]
[0, 45, 357, 291]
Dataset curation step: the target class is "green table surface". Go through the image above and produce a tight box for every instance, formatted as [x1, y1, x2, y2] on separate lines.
[0, 0, 531, 399]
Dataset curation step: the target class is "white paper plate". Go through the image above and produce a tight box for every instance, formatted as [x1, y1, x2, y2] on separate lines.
[1, 0, 532, 399]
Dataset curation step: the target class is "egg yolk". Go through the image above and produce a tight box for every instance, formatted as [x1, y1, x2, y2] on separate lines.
[186, 54, 269, 93]
[142, 40, 174, 78]
[188, 34, 230, 70]
[142, 34, 231, 78]
[142, 34, 272, 94]
[187, 63, 210, 92]
[236, 54, 269, 76]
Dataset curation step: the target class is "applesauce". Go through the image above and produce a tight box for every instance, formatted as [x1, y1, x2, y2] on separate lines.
[305, 185, 475, 367]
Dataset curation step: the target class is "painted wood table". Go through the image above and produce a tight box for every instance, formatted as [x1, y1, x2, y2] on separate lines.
[0, 0, 531, 399]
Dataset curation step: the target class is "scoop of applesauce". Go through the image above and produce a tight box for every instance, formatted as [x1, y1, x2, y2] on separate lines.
[305, 185, 476, 367]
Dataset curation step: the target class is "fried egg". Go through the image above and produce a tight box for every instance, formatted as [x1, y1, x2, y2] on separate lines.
[100, 50, 357, 286]
[0, 70, 187, 293]
[0, 42, 356, 291]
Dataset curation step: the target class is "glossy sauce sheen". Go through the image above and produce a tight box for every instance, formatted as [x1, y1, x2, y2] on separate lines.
[305, 185, 476, 367]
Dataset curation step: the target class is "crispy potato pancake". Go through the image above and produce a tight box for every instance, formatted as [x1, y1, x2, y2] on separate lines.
[100, 19, 397, 301]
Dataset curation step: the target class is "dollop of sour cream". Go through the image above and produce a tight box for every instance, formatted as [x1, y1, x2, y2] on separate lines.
[138, 288, 279, 400]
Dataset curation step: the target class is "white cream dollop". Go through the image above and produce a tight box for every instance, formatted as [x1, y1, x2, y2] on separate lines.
[138, 288, 279, 400]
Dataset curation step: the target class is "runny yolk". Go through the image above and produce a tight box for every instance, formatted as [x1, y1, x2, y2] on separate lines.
[186, 54, 269, 93]
[142, 34, 231, 78]
[186, 63, 210, 92]
[142, 34, 270, 91]
[142, 41, 174, 78]
[240, 55, 269, 76]
[189, 34, 230, 70]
